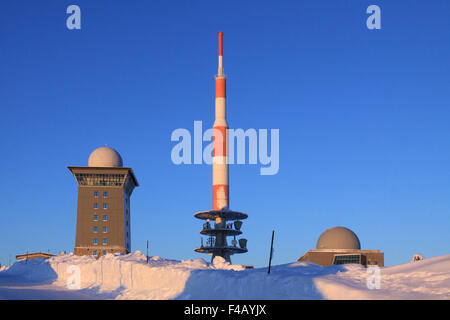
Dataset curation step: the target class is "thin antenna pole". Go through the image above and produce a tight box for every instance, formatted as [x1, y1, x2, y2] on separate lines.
[268, 230, 275, 274]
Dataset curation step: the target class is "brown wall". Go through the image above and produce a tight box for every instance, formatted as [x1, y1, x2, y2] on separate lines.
[299, 250, 384, 267]
[74, 247, 128, 256]
[75, 185, 126, 255]
[299, 251, 336, 266]
[365, 252, 384, 267]
[69, 167, 137, 257]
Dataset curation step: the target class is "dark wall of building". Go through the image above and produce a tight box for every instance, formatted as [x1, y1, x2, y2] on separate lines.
[299, 251, 336, 266]
[365, 252, 384, 267]
[298, 250, 384, 267]
[74, 185, 126, 256]
[69, 167, 137, 257]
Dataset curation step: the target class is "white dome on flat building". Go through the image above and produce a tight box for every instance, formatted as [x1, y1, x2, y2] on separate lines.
[88, 147, 123, 167]
[316, 226, 361, 250]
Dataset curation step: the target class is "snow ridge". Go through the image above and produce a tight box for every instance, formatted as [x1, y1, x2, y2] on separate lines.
[1, 251, 449, 300]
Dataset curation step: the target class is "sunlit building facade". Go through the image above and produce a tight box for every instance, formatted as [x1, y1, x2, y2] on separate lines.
[298, 226, 384, 267]
[68, 147, 138, 257]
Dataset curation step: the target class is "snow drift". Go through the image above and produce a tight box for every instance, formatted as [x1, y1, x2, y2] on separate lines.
[1, 251, 449, 300]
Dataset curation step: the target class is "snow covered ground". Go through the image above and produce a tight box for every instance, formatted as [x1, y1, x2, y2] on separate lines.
[0, 251, 448, 300]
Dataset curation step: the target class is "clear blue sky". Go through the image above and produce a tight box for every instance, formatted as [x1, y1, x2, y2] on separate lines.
[0, 0, 449, 267]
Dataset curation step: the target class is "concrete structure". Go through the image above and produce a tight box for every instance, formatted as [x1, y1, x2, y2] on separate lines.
[194, 32, 248, 263]
[16, 252, 55, 261]
[298, 226, 384, 267]
[69, 147, 138, 257]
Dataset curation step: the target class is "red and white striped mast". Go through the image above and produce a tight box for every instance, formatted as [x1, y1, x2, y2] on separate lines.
[213, 31, 229, 211]
[194, 32, 248, 264]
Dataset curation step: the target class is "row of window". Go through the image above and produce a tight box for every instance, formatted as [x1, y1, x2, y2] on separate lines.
[94, 191, 108, 198]
[94, 203, 108, 209]
[93, 250, 107, 256]
[93, 215, 108, 221]
[333, 255, 361, 265]
[93, 226, 108, 233]
[75, 173, 125, 186]
[93, 238, 108, 245]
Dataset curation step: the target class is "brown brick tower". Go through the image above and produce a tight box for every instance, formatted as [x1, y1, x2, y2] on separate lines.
[68, 147, 138, 257]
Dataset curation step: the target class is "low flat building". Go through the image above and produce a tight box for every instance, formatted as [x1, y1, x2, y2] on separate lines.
[298, 226, 384, 267]
[16, 252, 55, 261]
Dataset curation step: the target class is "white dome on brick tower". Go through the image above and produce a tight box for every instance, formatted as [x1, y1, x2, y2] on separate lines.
[88, 147, 123, 167]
